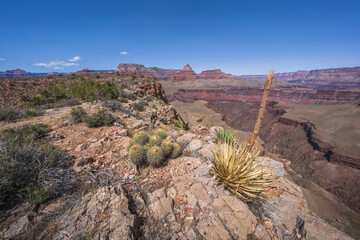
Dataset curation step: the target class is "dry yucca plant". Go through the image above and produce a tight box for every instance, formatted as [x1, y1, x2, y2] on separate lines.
[211, 140, 273, 202]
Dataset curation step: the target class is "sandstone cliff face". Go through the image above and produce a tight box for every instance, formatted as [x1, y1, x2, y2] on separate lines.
[74, 68, 95, 75]
[116, 63, 243, 82]
[240, 67, 360, 90]
[0, 69, 35, 79]
[170, 87, 360, 105]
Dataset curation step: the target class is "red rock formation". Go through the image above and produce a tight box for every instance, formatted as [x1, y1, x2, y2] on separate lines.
[0, 69, 35, 79]
[75, 68, 95, 75]
[240, 67, 360, 90]
[198, 69, 231, 79]
[116, 63, 242, 82]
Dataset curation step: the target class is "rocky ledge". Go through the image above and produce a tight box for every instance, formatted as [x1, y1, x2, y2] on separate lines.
[0, 112, 352, 239]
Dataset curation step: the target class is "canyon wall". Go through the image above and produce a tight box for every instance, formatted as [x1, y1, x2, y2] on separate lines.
[240, 67, 360, 90]
[170, 87, 360, 105]
[116, 63, 242, 82]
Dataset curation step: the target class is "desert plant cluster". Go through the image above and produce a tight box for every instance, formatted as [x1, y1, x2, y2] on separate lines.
[20, 76, 119, 107]
[211, 130, 273, 202]
[0, 124, 74, 206]
[127, 129, 182, 170]
[70, 107, 116, 128]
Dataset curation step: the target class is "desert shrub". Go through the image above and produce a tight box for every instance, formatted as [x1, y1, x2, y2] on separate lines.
[211, 140, 273, 202]
[147, 146, 165, 167]
[3, 124, 50, 141]
[24, 108, 39, 117]
[0, 124, 71, 205]
[161, 139, 173, 157]
[119, 90, 137, 101]
[160, 118, 168, 125]
[39, 99, 81, 110]
[215, 129, 234, 144]
[85, 109, 116, 128]
[149, 135, 162, 146]
[129, 144, 146, 166]
[155, 128, 167, 139]
[132, 131, 149, 145]
[70, 106, 88, 123]
[171, 143, 182, 159]
[102, 100, 130, 114]
[0, 108, 23, 122]
[21, 78, 119, 107]
[133, 102, 144, 112]
[173, 120, 181, 128]
[69, 78, 119, 102]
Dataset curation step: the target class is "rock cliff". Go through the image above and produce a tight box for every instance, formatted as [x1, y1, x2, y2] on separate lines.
[116, 63, 243, 82]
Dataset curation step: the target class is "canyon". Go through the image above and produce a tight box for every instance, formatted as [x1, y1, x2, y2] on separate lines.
[240, 67, 360, 90]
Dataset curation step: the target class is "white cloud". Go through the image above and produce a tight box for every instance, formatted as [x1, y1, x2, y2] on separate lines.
[68, 56, 81, 62]
[0, 58, 6, 61]
[120, 52, 128, 55]
[33, 59, 78, 69]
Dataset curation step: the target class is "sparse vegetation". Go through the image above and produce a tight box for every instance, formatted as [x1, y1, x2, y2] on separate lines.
[70, 106, 88, 123]
[24, 108, 39, 117]
[0, 124, 72, 206]
[0, 108, 23, 122]
[21, 77, 119, 107]
[84, 109, 116, 128]
[215, 129, 234, 144]
[133, 101, 145, 112]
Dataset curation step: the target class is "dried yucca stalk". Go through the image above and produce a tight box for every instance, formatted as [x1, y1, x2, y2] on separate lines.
[211, 140, 273, 202]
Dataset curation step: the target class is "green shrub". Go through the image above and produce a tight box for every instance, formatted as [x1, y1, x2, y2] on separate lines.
[161, 139, 173, 157]
[215, 129, 234, 144]
[21, 78, 119, 107]
[85, 109, 116, 128]
[147, 146, 165, 167]
[0, 124, 70, 205]
[70, 106, 88, 123]
[149, 135, 162, 146]
[173, 120, 181, 128]
[3, 124, 50, 141]
[160, 118, 168, 125]
[129, 144, 146, 166]
[0, 108, 23, 122]
[132, 131, 149, 145]
[24, 108, 39, 117]
[133, 102, 145, 112]
[171, 143, 182, 159]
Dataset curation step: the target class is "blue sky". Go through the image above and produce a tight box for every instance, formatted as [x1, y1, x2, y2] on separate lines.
[0, 0, 359, 75]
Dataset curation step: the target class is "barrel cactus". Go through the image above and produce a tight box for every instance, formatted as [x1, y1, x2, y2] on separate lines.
[171, 143, 182, 159]
[133, 131, 149, 145]
[149, 135, 162, 146]
[126, 139, 134, 151]
[155, 128, 167, 139]
[161, 139, 173, 157]
[144, 143, 151, 150]
[129, 144, 146, 166]
[147, 146, 165, 167]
